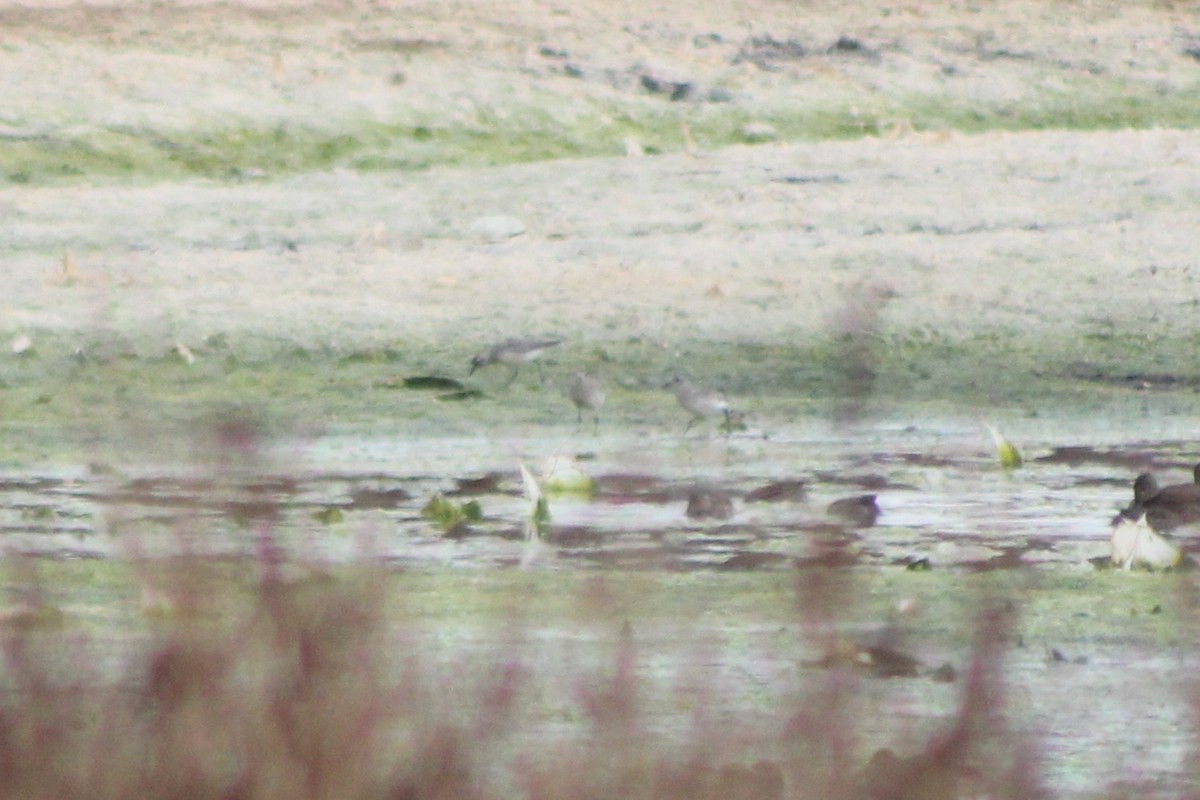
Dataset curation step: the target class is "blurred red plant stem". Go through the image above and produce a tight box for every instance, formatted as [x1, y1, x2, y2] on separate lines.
[789, 558, 864, 798]
[1173, 573, 1200, 789]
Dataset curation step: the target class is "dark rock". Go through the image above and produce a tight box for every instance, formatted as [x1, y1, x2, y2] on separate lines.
[639, 73, 694, 101]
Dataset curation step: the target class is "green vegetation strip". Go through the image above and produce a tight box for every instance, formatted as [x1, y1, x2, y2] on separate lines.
[13, 558, 1190, 654]
[3, 328, 1200, 462]
[6, 83, 1200, 185]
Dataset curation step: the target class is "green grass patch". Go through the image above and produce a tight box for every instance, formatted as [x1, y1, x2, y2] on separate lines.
[5, 325, 1200, 464]
[6, 78, 1200, 185]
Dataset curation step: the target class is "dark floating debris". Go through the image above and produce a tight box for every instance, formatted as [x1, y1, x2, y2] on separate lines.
[827, 494, 880, 527]
[593, 473, 673, 505]
[223, 499, 280, 526]
[930, 663, 957, 683]
[593, 473, 663, 493]
[773, 174, 848, 185]
[745, 479, 807, 503]
[718, 552, 790, 570]
[812, 642, 921, 679]
[1049, 648, 1089, 665]
[400, 375, 466, 391]
[1063, 363, 1200, 391]
[544, 525, 606, 546]
[436, 390, 485, 402]
[1034, 445, 1158, 470]
[813, 471, 894, 490]
[348, 488, 412, 510]
[686, 489, 735, 520]
[447, 473, 504, 496]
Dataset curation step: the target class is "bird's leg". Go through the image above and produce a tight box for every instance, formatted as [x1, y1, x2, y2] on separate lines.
[683, 417, 696, 437]
[722, 408, 732, 438]
[503, 365, 519, 388]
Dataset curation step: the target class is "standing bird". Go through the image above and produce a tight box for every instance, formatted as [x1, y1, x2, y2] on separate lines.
[568, 371, 605, 429]
[469, 338, 561, 387]
[664, 375, 731, 436]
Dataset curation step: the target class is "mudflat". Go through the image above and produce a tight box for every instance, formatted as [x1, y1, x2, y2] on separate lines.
[2, 0, 1200, 425]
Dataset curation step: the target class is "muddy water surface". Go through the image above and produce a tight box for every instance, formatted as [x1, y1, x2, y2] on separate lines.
[1, 417, 1199, 798]
[1, 418, 1181, 568]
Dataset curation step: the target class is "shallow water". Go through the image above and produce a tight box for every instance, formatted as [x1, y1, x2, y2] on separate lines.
[2, 416, 1199, 798]
[2, 417, 1182, 571]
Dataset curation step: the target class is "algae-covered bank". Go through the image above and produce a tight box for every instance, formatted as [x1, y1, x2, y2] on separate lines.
[4, 1, 1200, 798]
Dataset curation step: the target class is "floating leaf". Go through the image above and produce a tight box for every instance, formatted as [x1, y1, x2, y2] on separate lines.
[312, 507, 344, 525]
[420, 494, 480, 533]
[461, 500, 483, 522]
[541, 455, 593, 496]
[983, 422, 1023, 469]
[421, 494, 459, 529]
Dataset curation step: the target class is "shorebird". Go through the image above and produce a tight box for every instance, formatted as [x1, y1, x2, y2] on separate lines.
[568, 371, 605, 428]
[827, 494, 880, 528]
[1109, 464, 1200, 569]
[664, 375, 731, 436]
[1119, 464, 1200, 534]
[469, 338, 561, 387]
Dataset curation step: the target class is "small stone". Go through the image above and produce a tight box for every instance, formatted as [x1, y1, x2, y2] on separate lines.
[637, 63, 695, 101]
[468, 215, 526, 243]
[11, 334, 33, 356]
[740, 122, 778, 142]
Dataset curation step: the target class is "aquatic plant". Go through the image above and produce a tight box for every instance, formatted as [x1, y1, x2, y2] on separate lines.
[984, 422, 1024, 470]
